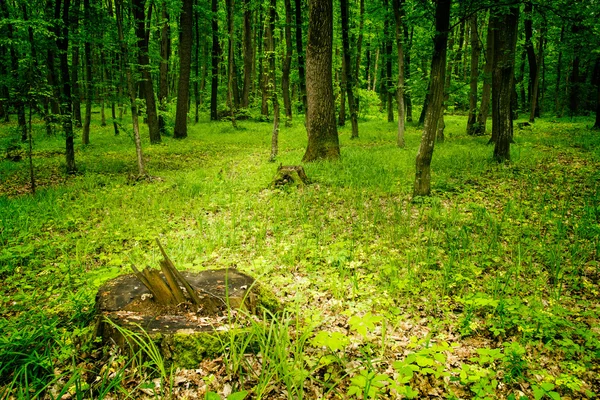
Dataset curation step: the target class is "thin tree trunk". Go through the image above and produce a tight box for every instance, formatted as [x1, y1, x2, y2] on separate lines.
[341, 0, 358, 138]
[392, 0, 405, 146]
[475, 14, 493, 135]
[354, 0, 365, 87]
[116, 0, 145, 175]
[71, 0, 82, 128]
[413, 0, 451, 197]
[384, 0, 393, 122]
[241, 0, 253, 108]
[593, 57, 600, 129]
[282, 0, 293, 126]
[555, 25, 564, 116]
[132, 0, 160, 143]
[210, 0, 220, 120]
[491, 6, 519, 162]
[82, 0, 93, 144]
[267, 0, 279, 160]
[58, 0, 76, 173]
[225, 0, 237, 127]
[174, 0, 194, 137]
[466, 14, 480, 135]
[302, 0, 339, 162]
[529, 26, 544, 123]
[404, 25, 413, 122]
[194, 3, 200, 123]
[294, 0, 307, 112]
[159, 2, 169, 133]
[524, 2, 538, 116]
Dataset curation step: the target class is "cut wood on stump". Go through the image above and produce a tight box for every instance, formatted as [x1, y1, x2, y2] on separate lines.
[271, 164, 309, 188]
[95, 240, 279, 367]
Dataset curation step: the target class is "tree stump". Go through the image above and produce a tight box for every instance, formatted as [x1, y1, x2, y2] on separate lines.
[94, 242, 279, 367]
[271, 164, 309, 188]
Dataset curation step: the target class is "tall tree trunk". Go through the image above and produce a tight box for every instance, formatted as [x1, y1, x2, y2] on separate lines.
[174, 0, 193, 138]
[529, 26, 544, 123]
[241, 0, 253, 108]
[225, 0, 237, 127]
[57, 0, 76, 173]
[82, 0, 93, 144]
[302, 0, 339, 162]
[523, 2, 538, 116]
[294, 0, 307, 112]
[282, 0, 293, 126]
[193, 3, 200, 123]
[392, 0, 405, 146]
[116, 0, 145, 175]
[413, 0, 451, 197]
[555, 25, 564, 116]
[210, 0, 220, 120]
[404, 25, 413, 122]
[475, 14, 493, 135]
[158, 2, 169, 133]
[260, 22, 270, 118]
[491, 6, 519, 162]
[568, 25, 582, 117]
[132, 0, 160, 143]
[338, 61, 346, 126]
[71, 0, 82, 128]
[341, 0, 358, 138]
[267, 0, 279, 160]
[355, 0, 365, 87]
[466, 14, 480, 135]
[383, 0, 393, 122]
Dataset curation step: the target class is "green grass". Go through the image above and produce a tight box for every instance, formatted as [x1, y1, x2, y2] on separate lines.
[1, 111, 599, 399]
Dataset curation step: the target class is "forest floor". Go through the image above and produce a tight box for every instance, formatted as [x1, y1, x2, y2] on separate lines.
[1, 113, 599, 399]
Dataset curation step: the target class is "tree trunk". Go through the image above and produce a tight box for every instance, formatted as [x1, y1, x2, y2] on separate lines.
[116, 0, 145, 175]
[593, 57, 600, 130]
[413, 0, 451, 197]
[267, 0, 280, 160]
[466, 14, 480, 135]
[341, 0, 358, 138]
[282, 0, 293, 126]
[241, 0, 253, 108]
[475, 14, 493, 135]
[555, 25, 564, 116]
[210, 0, 220, 121]
[71, 0, 82, 128]
[82, 0, 93, 144]
[338, 62, 346, 126]
[174, 0, 194, 138]
[392, 0, 405, 147]
[158, 2, 169, 134]
[355, 0, 365, 88]
[302, 0, 339, 162]
[529, 26, 544, 123]
[294, 0, 307, 112]
[491, 6, 519, 162]
[132, 0, 160, 143]
[225, 0, 237, 128]
[383, 0, 393, 122]
[404, 25, 413, 122]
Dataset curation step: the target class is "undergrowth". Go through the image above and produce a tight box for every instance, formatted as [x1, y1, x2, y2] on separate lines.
[0, 112, 599, 399]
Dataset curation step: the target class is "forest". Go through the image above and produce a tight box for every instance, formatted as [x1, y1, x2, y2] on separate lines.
[1, 0, 600, 398]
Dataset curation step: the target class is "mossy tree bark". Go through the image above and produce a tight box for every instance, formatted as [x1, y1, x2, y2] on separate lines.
[302, 0, 340, 162]
[491, 6, 519, 162]
[413, 0, 451, 197]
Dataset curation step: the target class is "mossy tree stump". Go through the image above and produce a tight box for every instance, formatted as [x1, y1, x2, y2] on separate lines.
[270, 165, 309, 188]
[95, 241, 278, 367]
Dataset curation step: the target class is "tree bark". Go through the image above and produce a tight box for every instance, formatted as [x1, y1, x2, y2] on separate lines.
[523, 2, 538, 116]
[174, 0, 194, 138]
[392, 0, 405, 147]
[225, 0, 237, 128]
[555, 25, 564, 116]
[158, 2, 169, 134]
[267, 0, 280, 160]
[241, 0, 253, 108]
[210, 0, 220, 121]
[341, 0, 358, 138]
[132, 0, 161, 143]
[383, 0, 393, 122]
[404, 25, 413, 122]
[302, 0, 340, 162]
[491, 6, 519, 162]
[413, 0, 451, 197]
[116, 0, 145, 175]
[82, 0, 93, 144]
[282, 0, 293, 126]
[528, 25, 544, 123]
[475, 14, 493, 135]
[294, 0, 307, 112]
[71, 0, 82, 128]
[466, 14, 480, 135]
[355, 0, 365, 88]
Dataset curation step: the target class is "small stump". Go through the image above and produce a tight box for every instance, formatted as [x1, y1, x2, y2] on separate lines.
[271, 165, 309, 188]
[95, 242, 279, 368]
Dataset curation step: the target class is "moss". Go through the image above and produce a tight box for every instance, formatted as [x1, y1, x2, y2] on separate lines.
[253, 283, 281, 315]
[162, 331, 225, 369]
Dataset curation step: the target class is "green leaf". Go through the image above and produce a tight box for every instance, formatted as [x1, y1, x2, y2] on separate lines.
[227, 391, 249, 400]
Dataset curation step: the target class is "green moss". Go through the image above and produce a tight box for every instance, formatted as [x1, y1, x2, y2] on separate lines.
[162, 331, 225, 369]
